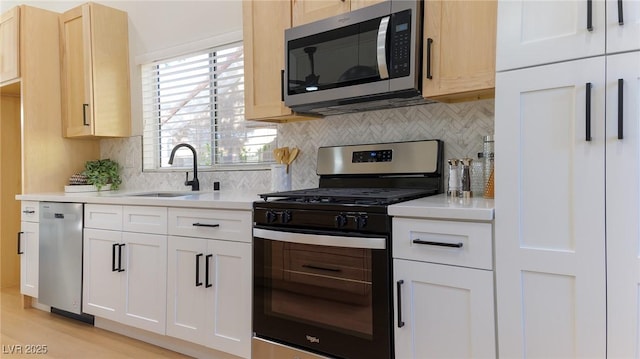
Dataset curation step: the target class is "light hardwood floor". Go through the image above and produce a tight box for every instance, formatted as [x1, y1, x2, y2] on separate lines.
[0, 287, 191, 358]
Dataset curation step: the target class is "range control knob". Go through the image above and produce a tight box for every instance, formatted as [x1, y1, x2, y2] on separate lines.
[265, 210, 278, 224]
[335, 214, 348, 228]
[355, 215, 368, 229]
[281, 210, 293, 224]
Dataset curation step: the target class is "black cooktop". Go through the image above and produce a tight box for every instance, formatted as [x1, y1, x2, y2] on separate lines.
[259, 187, 438, 206]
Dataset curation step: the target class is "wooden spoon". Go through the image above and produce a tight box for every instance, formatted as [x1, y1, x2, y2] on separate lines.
[273, 148, 283, 164]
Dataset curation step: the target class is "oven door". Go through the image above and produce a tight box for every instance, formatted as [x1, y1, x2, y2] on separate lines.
[253, 227, 392, 359]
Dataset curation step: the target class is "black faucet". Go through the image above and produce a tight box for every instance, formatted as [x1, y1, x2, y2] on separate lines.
[168, 143, 200, 191]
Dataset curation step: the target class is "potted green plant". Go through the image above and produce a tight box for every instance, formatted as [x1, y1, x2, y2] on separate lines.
[83, 159, 122, 191]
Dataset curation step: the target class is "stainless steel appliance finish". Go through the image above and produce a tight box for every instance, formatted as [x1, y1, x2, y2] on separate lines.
[284, 0, 428, 116]
[316, 140, 440, 176]
[39, 202, 84, 315]
[253, 140, 443, 359]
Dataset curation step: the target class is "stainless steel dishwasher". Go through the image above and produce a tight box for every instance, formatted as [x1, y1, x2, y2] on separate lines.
[39, 202, 92, 322]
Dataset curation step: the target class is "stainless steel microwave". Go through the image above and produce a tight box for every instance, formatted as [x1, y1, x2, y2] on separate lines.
[284, 0, 427, 116]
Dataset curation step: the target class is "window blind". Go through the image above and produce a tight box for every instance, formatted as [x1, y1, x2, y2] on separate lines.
[141, 42, 277, 170]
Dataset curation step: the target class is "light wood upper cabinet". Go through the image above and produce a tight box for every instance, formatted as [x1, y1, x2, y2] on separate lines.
[0, 7, 20, 85]
[60, 3, 131, 138]
[243, 0, 318, 123]
[292, 0, 350, 26]
[422, 0, 497, 102]
[350, 0, 385, 11]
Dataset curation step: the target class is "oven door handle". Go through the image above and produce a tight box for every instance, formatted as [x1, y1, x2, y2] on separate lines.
[254, 228, 386, 250]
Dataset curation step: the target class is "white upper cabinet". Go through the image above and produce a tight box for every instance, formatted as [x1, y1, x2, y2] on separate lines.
[496, 0, 606, 71]
[606, 0, 640, 53]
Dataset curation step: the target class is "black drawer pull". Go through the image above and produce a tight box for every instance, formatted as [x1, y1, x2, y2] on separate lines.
[22, 210, 35, 214]
[302, 264, 342, 273]
[192, 223, 220, 228]
[413, 239, 463, 248]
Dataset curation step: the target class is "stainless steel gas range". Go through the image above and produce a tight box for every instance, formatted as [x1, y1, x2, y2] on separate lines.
[253, 140, 443, 359]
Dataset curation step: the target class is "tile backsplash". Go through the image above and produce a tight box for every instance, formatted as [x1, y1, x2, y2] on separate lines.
[101, 99, 494, 192]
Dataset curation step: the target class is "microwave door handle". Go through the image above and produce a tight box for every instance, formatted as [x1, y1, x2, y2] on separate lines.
[377, 16, 390, 79]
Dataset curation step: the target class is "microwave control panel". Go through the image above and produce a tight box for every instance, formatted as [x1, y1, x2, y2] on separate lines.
[389, 9, 412, 78]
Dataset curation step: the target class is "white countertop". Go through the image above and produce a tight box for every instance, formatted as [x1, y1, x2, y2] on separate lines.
[16, 189, 268, 211]
[388, 193, 495, 221]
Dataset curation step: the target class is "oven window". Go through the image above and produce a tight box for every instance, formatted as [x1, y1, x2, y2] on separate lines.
[260, 239, 374, 338]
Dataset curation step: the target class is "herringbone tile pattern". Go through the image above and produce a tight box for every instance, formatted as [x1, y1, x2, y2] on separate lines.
[102, 100, 494, 192]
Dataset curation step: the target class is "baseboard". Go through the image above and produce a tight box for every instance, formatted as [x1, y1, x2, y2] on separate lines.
[94, 317, 244, 359]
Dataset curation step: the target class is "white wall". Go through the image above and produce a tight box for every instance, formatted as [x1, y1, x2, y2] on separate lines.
[1, 0, 243, 134]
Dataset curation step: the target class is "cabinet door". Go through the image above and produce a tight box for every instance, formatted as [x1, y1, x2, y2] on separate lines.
[496, 0, 605, 71]
[166, 235, 208, 345]
[495, 57, 606, 357]
[292, 0, 350, 26]
[394, 259, 495, 359]
[206, 240, 251, 359]
[60, 3, 130, 138]
[121, 232, 167, 335]
[19, 221, 38, 297]
[606, 51, 640, 357]
[0, 6, 19, 84]
[83, 228, 122, 320]
[422, 0, 496, 102]
[60, 5, 92, 138]
[606, 0, 640, 53]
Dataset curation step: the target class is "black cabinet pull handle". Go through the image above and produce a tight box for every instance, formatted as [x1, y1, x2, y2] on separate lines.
[618, 79, 624, 140]
[586, 82, 592, 141]
[205, 254, 213, 288]
[281, 69, 285, 102]
[426, 38, 433, 80]
[118, 244, 125, 272]
[22, 210, 35, 214]
[587, 0, 593, 31]
[195, 253, 203, 287]
[192, 223, 220, 228]
[17, 232, 23, 255]
[618, 0, 624, 25]
[82, 103, 90, 126]
[397, 280, 405, 328]
[413, 239, 464, 248]
[302, 264, 342, 272]
[112, 243, 118, 272]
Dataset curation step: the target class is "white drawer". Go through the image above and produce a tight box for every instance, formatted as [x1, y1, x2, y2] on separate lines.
[168, 208, 251, 243]
[85, 204, 123, 230]
[393, 218, 493, 270]
[21, 201, 39, 222]
[123, 206, 167, 234]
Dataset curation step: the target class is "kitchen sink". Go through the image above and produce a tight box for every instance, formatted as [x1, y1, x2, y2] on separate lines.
[127, 192, 192, 198]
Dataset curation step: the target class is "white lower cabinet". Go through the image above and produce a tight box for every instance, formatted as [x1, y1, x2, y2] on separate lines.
[19, 201, 39, 297]
[393, 217, 495, 359]
[83, 228, 167, 334]
[83, 204, 167, 335]
[165, 207, 252, 358]
[166, 235, 251, 359]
